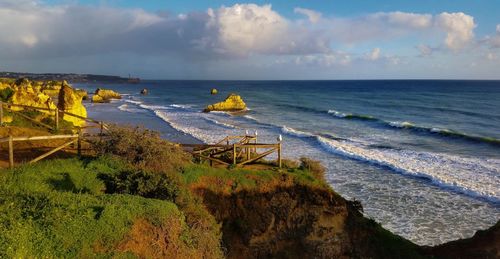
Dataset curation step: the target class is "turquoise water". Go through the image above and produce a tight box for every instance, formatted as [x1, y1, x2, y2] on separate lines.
[77, 80, 500, 245]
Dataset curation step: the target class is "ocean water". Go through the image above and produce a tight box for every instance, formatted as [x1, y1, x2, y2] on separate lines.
[76, 80, 500, 246]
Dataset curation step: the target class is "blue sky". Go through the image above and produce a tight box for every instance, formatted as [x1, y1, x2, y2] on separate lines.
[1, 0, 499, 79]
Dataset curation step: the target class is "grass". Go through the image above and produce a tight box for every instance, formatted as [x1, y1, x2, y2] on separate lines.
[0, 158, 211, 258]
[182, 163, 331, 195]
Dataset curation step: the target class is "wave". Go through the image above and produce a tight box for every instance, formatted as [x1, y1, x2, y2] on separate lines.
[280, 126, 500, 203]
[203, 117, 239, 129]
[117, 104, 137, 113]
[325, 109, 500, 146]
[327, 110, 377, 121]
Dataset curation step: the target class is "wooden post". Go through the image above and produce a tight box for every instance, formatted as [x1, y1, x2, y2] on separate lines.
[233, 144, 237, 165]
[277, 143, 282, 168]
[77, 129, 82, 156]
[99, 122, 104, 135]
[54, 109, 59, 131]
[0, 101, 3, 125]
[8, 135, 14, 169]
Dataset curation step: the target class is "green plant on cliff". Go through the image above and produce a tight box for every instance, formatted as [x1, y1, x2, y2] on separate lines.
[0, 158, 201, 258]
[0, 87, 13, 101]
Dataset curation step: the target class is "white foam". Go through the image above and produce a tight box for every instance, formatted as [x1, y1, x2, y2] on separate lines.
[279, 126, 500, 203]
[281, 125, 314, 138]
[388, 121, 415, 128]
[204, 117, 239, 129]
[124, 99, 142, 105]
[170, 104, 194, 109]
[327, 109, 348, 118]
[315, 135, 500, 203]
[117, 104, 137, 113]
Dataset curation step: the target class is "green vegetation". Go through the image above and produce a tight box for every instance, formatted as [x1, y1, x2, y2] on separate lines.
[0, 125, 433, 258]
[0, 158, 190, 258]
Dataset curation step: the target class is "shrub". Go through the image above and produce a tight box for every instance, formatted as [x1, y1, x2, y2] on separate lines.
[0, 87, 13, 101]
[92, 125, 192, 173]
[281, 159, 299, 169]
[299, 157, 326, 181]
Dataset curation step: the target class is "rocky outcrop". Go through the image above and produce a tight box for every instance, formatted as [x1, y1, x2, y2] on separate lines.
[204, 93, 246, 112]
[426, 220, 500, 259]
[211, 88, 218, 95]
[194, 184, 424, 259]
[92, 88, 121, 103]
[57, 82, 87, 127]
[8, 78, 56, 115]
[0, 78, 88, 127]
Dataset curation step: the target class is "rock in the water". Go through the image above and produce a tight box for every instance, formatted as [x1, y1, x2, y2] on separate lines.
[58, 82, 87, 127]
[211, 88, 218, 95]
[140, 88, 148, 95]
[204, 93, 246, 112]
[92, 88, 121, 103]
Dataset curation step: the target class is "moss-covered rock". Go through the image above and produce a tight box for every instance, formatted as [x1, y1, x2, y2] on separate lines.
[57, 82, 87, 127]
[204, 93, 246, 112]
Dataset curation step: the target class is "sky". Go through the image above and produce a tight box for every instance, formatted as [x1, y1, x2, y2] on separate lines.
[0, 0, 499, 79]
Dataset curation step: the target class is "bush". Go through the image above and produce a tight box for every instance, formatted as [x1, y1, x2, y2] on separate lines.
[0, 87, 13, 101]
[299, 157, 326, 181]
[281, 159, 299, 169]
[93, 125, 192, 173]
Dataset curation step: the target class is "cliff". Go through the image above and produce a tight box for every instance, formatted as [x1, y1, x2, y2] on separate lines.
[0, 78, 87, 127]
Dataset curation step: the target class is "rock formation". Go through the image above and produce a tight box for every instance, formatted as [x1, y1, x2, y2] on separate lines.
[211, 88, 218, 95]
[92, 88, 121, 103]
[204, 93, 246, 112]
[57, 82, 87, 127]
[8, 78, 56, 115]
[0, 77, 88, 127]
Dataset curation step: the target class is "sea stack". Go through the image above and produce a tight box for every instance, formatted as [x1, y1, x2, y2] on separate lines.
[203, 93, 246, 112]
[92, 88, 122, 103]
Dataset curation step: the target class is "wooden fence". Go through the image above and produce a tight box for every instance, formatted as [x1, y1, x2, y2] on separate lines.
[181, 135, 282, 168]
[0, 101, 108, 134]
[0, 133, 82, 169]
[0, 101, 109, 168]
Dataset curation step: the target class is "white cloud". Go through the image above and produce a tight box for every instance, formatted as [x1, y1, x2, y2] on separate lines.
[366, 48, 381, 60]
[417, 44, 433, 56]
[294, 7, 322, 23]
[0, 1, 482, 77]
[207, 4, 289, 55]
[435, 12, 475, 50]
[371, 12, 432, 29]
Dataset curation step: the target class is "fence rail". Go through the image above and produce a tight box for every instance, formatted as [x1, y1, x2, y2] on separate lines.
[0, 101, 108, 133]
[0, 133, 81, 169]
[181, 135, 282, 168]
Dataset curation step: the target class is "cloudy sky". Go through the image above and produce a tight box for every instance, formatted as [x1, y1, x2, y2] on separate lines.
[1, 0, 499, 79]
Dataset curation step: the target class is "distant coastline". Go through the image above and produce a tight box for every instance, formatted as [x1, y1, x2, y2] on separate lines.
[0, 71, 140, 84]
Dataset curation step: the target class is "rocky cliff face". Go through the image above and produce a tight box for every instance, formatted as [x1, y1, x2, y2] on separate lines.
[204, 93, 246, 112]
[0, 78, 88, 127]
[193, 184, 424, 258]
[57, 82, 87, 127]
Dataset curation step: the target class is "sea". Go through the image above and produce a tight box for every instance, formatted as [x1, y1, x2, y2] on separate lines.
[75, 80, 500, 246]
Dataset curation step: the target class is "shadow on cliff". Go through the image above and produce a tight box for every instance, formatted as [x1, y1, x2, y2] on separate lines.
[192, 184, 429, 259]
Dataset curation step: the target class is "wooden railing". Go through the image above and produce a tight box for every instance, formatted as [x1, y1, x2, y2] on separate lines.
[0, 101, 110, 168]
[0, 133, 82, 169]
[181, 135, 282, 168]
[0, 101, 108, 134]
